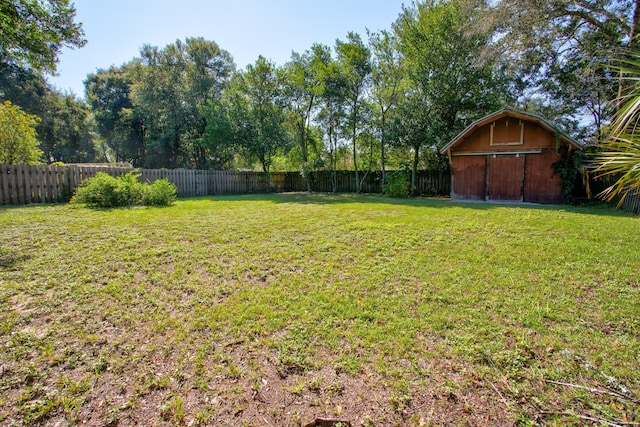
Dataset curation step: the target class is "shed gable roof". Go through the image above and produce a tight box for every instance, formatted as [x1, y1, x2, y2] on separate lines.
[440, 109, 582, 154]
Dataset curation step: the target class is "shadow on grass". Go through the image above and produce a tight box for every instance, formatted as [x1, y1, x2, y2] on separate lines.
[185, 191, 634, 218]
[0, 201, 177, 212]
[0, 202, 67, 211]
[0, 248, 30, 270]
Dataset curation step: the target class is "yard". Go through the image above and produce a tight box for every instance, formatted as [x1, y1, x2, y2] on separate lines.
[0, 194, 638, 426]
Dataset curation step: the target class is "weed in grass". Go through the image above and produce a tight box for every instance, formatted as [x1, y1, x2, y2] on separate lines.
[327, 381, 345, 397]
[161, 394, 185, 423]
[20, 389, 58, 423]
[195, 406, 216, 424]
[104, 407, 119, 426]
[268, 407, 280, 418]
[93, 353, 108, 375]
[284, 379, 306, 395]
[308, 376, 323, 393]
[0, 312, 18, 335]
[334, 355, 361, 375]
[362, 415, 376, 427]
[275, 324, 316, 377]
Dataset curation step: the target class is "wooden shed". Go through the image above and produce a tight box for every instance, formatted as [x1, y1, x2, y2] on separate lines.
[440, 109, 582, 204]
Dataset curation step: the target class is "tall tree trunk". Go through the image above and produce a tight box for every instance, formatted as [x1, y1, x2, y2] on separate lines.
[618, 0, 640, 111]
[261, 159, 271, 192]
[630, 0, 640, 47]
[138, 126, 146, 168]
[302, 98, 314, 192]
[329, 125, 337, 193]
[302, 115, 311, 192]
[412, 143, 420, 196]
[380, 112, 386, 190]
[352, 126, 359, 194]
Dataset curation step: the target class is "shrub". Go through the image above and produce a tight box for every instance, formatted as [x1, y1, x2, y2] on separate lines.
[115, 171, 145, 206]
[383, 169, 410, 198]
[71, 172, 121, 207]
[143, 179, 177, 206]
[71, 172, 177, 208]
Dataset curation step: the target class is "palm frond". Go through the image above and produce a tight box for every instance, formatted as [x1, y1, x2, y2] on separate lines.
[593, 135, 640, 205]
[592, 50, 640, 204]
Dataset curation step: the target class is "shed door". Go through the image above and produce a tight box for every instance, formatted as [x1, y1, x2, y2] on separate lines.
[452, 156, 486, 200]
[487, 154, 524, 201]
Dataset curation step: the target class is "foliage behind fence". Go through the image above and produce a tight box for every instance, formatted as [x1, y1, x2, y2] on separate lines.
[0, 164, 451, 205]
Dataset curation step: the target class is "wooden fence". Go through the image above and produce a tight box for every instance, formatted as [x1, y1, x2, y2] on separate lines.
[0, 164, 281, 205]
[621, 192, 640, 214]
[588, 173, 640, 214]
[286, 170, 451, 195]
[6, 163, 638, 214]
[2, 163, 638, 214]
[0, 164, 452, 206]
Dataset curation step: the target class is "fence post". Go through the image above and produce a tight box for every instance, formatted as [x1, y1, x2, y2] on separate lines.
[0, 164, 9, 204]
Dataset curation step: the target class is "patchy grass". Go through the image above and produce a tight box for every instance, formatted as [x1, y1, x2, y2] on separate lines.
[0, 193, 638, 426]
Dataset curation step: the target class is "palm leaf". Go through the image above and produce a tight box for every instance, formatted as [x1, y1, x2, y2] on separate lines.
[592, 51, 640, 204]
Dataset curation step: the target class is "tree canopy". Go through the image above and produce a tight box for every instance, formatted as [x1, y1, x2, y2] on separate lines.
[0, 100, 42, 164]
[483, 0, 639, 137]
[0, 0, 85, 73]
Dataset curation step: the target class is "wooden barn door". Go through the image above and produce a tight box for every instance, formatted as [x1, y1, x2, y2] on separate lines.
[451, 156, 487, 200]
[486, 154, 524, 201]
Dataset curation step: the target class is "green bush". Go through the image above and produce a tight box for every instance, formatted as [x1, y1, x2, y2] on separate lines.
[71, 172, 121, 207]
[71, 172, 177, 207]
[143, 179, 177, 206]
[383, 169, 410, 198]
[115, 171, 145, 206]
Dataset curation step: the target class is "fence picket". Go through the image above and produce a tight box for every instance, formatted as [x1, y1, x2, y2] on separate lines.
[38, 165, 47, 202]
[25, 166, 34, 203]
[0, 165, 7, 204]
[31, 166, 38, 203]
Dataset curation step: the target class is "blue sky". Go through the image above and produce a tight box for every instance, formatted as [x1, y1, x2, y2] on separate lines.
[49, 0, 408, 98]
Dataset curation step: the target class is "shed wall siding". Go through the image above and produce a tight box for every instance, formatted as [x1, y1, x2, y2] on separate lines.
[524, 148, 562, 204]
[487, 155, 524, 201]
[450, 120, 556, 155]
[449, 118, 564, 203]
[451, 156, 486, 200]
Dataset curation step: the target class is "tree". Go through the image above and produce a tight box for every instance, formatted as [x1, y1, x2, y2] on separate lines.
[38, 91, 95, 163]
[394, 0, 509, 151]
[392, 0, 509, 192]
[183, 37, 235, 169]
[0, 61, 49, 116]
[226, 56, 289, 186]
[0, 100, 42, 164]
[281, 45, 327, 189]
[132, 38, 234, 168]
[593, 51, 640, 205]
[0, 0, 85, 73]
[388, 88, 433, 194]
[368, 29, 405, 184]
[85, 63, 146, 165]
[315, 46, 347, 192]
[335, 32, 372, 193]
[1, 39, 97, 164]
[198, 99, 236, 170]
[483, 0, 640, 139]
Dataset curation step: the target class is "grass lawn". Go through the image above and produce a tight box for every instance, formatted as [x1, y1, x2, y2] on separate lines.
[0, 193, 638, 426]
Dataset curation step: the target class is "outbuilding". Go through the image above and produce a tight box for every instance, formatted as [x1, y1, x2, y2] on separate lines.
[440, 109, 582, 204]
